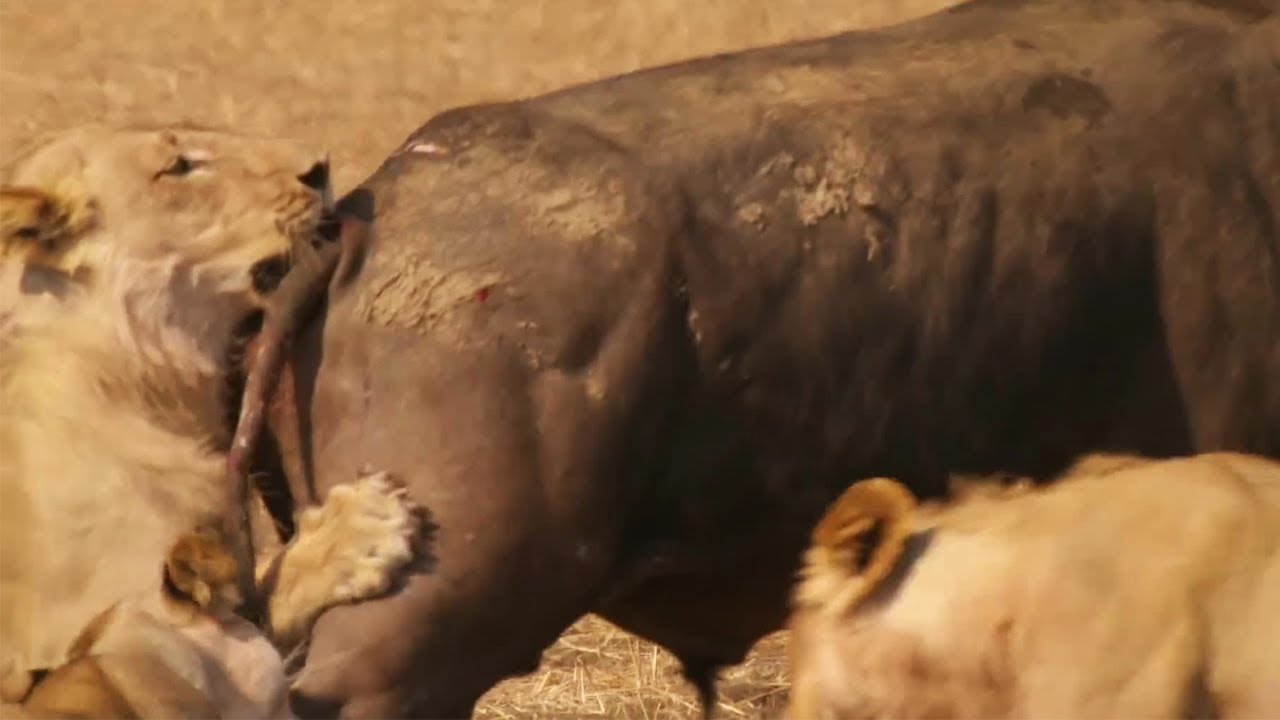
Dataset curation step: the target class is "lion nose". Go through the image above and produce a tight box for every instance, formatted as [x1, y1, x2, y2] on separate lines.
[297, 159, 330, 192]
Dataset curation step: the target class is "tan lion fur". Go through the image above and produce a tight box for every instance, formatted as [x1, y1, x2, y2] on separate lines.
[788, 452, 1280, 719]
[16, 531, 282, 719]
[0, 125, 418, 717]
[12, 473, 419, 719]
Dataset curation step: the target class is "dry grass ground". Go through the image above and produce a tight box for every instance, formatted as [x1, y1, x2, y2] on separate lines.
[0, 1, 956, 716]
[478, 617, 792, 720]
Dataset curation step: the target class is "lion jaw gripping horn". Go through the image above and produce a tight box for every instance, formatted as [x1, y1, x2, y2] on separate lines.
[0, 125, 419, 719]
[0, 123, 335, 303]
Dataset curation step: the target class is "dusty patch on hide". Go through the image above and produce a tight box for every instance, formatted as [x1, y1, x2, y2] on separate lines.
[355, 246, 503, 336]
[524, 175, 630, 250]
[751, 142, 892, 225]
[756, 151, 797, 177]
[791, 139, 894, 227]
[749, 141, 901, 262]
[737, 201, 768, 230]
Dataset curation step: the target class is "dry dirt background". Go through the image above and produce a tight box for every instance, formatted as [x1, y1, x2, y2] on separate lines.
[0, 1, 957, 717]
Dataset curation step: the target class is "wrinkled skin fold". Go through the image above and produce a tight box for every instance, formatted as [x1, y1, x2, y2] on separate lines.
[246, 0, 1280, 715]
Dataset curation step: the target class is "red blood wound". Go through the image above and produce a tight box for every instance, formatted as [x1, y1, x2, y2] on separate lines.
[474, 286, 492, 303]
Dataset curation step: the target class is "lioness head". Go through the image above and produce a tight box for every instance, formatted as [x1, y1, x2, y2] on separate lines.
[0, 123, 332, 312]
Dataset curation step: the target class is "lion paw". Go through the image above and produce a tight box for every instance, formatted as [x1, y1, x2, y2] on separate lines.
[294, 471, 418, 605]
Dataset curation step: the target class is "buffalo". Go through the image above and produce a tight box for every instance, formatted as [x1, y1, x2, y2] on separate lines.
[238, 0, 1280, 715]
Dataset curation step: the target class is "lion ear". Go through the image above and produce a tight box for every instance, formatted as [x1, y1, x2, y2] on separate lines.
[812, 478, 916, 582]
[0, 185, 95, 271]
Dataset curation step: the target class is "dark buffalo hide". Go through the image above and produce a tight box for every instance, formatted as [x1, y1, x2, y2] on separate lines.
[257, 0, 1280, 715]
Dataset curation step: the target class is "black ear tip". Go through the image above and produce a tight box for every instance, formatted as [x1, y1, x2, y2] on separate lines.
[297, 161, 330, 191]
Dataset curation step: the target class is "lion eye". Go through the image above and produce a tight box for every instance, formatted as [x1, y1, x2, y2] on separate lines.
[155, 154, 203, 179]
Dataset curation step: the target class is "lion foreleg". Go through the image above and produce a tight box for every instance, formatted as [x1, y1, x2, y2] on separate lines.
[256, 471, 418, 652]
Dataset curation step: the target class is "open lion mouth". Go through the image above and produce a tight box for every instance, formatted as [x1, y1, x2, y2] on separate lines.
[254, 192, 339, 297]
